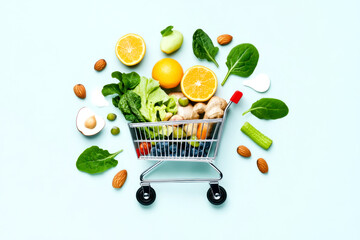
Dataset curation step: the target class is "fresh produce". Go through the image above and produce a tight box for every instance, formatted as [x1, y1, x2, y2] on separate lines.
[243, 73, 271, 93]
[76, 107, 105, 136]
[102, 71, 145, 122]
[257, 158, 269, 173]
[84, 116, 96, 129]
[94, 59, 107, 71]
[160, 26, 183, 54]
[112, 170, 127, 189]
[152, 58, 183, 89]
[197, 123, 209, 140]
[217, 34, 233, 45]
[107, 113, 117, 121]
[189, 136, 200, 147]
[76, 146, 123, 174]
[178, 97, 189, 107]
[241, 122, 272, 150]
[192, 29, 219, 67]
[115, 33, 146, 66]
[237, 145, 251, 158]
[111, 126, 120, 135]
[139, 142, 151, 155]
[221, 43, 259, 86]
[243, 98, 289, 120]
[73, 84, 86, 99]
[180, 65, 217, 102]
[149, 142, 211, 157]
[133, 76, 177, 122]
[173, 127, 186, 139]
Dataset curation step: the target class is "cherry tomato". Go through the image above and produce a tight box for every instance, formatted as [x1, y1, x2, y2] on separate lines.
[139, 142, 151, 155]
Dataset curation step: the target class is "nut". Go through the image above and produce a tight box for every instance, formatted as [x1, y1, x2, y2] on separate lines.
[73, 84, 86, 99]
[94, 59, 107, 71]
[257, 158, 268, 173]
[112, 170, 127, 188]
[217, 34, 233, 45]
[237, 145, 251, 157]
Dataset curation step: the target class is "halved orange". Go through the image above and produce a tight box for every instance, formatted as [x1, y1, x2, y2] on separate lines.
[115, 33, 146, 66]
[180, 65, 218, 102]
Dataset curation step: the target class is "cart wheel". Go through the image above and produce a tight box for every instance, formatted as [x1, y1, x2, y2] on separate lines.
[136, 186, 156, 206]
[207, 186, 227, 205]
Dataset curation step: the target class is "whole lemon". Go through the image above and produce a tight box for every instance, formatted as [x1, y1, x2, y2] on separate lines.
[152, 58, 183, 89]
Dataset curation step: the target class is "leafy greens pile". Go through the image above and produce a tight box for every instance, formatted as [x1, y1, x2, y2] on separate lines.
[102, 71, 177, 123]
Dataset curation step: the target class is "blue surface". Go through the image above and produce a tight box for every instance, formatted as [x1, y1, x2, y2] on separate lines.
[1, 0, 360, 239]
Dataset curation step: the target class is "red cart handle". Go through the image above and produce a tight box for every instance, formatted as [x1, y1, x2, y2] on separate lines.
[230, 91, 243, 104]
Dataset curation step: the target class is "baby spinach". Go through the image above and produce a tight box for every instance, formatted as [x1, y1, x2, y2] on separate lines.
[76, 146, 123, 174]
[102, 84, 121, 96]
[118, 91, 145, 122]
[221, 43, 259, 86]
[161, 26, 173, 36]
[192, 29, 219, 67]
[242, 98, 289, 120]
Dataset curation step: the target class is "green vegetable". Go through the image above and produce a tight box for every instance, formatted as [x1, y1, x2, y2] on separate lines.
[241, 122, 272, 149]
[107, 113, 117, 121]
[172, 127, 186, 139]
[189, 136, 199, 147]
[118, 91, 145, 122]
[243, 98, 289, 120]
[192, 29, 219, 67]
[111, 126, 120, 135]
[132, 77, 177, 122]
[161, 26, 173, 36]
[76, 146, 123, 174]
[221, 43, 259, 86]
[160, 29, 183, 54]
[102, 84, 121, 96]
[178, 97, 189, 107]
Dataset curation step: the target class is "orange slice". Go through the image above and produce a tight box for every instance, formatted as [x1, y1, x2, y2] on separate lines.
[115, 33, 146, 66]
[180, 65, 218, 102]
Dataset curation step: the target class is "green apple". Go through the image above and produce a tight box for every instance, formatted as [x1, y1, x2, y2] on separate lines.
[160, 30, 183, 54]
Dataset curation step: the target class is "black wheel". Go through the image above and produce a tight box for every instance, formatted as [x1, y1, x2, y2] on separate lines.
[136, 186, 156, 206]
[207, 186, 227, 205]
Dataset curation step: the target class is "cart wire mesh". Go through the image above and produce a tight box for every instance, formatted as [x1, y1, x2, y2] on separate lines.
[128, 118, 224, 162]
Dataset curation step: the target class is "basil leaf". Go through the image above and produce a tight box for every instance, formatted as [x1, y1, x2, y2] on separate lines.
[161, 26, 173, 36]
[76, 146, 123, 174]
[192, 29, 219, 67]
[221, 43, 259, 86]
[243, 98, 289, 120]
[102, 84, 121, 96]
[122, 72, 140, 89]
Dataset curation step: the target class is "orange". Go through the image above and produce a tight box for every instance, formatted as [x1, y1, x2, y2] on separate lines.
[115, 33, 146, 66]
[152, 58, 183, 89]
[180, 65, 217, 102]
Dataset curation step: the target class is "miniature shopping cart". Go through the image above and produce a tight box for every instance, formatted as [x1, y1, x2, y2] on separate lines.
[128, 91, 243, 205]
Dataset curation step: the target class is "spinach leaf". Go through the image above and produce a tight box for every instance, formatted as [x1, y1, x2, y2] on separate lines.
[242, 98, 289, 120]
[161, 26, 173, 36]
[192, 29, 219, 67]
[76, 146, 123, 174]
[102, 83, 121, 96]
[112, 96, 120, 108]
[118, 92, 145, 122]
[221, 43, 259, 86]
[122, 72, 140, 89]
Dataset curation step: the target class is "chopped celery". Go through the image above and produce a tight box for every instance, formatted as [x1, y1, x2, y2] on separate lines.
[241, 122, 272, 150]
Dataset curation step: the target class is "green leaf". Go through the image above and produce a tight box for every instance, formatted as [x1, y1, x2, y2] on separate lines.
[192, 29, 219, 67]
[102, 84, 121, 96]
[76, 146, 123, 174]
[122, 72, 140, 89]
[112, 96, 120, 108]
[243, 98, 289, 120]
[161, 26, 173, 36]
[222, 43, 259, 86]
[111, 71, 123, 81]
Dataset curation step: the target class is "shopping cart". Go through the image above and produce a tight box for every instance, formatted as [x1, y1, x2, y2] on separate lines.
[128, 91, 243, 205]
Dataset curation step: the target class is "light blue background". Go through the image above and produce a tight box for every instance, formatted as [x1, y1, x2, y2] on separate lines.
[1, 0, 360, 239]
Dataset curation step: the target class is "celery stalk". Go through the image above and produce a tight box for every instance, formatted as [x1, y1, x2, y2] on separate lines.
[241, 122, 272, 149]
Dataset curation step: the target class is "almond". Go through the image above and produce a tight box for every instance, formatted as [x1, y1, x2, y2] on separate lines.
[257, 158, 268, 173]
[112, 170, 127, 188]
[217, 34, 233, 45]
[73, 84, 86, 99]
[237, 145, 251, 157]
[94, 59, 107, 71]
